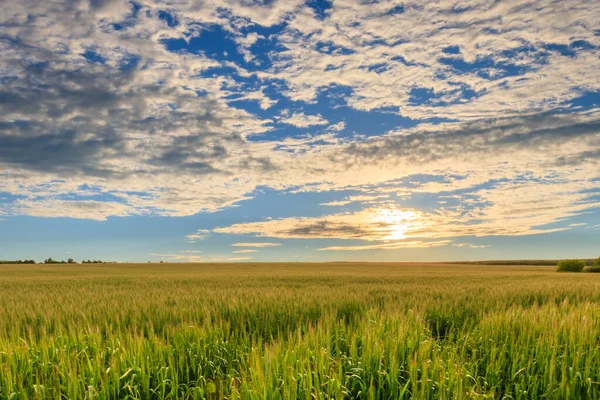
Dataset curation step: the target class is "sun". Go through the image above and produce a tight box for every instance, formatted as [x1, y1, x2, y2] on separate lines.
[372, 208, 421, 241]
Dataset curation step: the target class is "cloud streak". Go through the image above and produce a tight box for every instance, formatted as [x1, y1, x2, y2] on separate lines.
[186, 229, 210, 243]
[319, 240, 452, 251]
[278, 112, 329, 128]
[231, 242, 281, 248]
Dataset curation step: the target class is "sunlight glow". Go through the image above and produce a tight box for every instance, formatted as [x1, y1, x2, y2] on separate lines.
[372, 208, 422, 241]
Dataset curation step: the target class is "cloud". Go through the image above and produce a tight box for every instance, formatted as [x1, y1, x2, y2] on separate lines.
[327, 122, 346, 132]
[150, 253, 204, 261]
[217, 208, 424, 241]
[231, 242, 281, 248]
[186, 229, 210, 243]
[319, 240, 451, 251]
[232, 249, 258, 253]
[278, 112, 329, 128]
[150, 252, 252, 262]
[0, 0, 279, 218]
[0, 0, 597, 254]
[321, 194, 389, 206]
[452, 243, 491, 249]
[2, 107, 598, 225]
[215, 191, 597, 242]
[320, 200, 352, 207]
[275, 0, 600, 119]
[12, 199, 133, 221]
[339, 112, 600, 168]
[229, 88, 278, 110]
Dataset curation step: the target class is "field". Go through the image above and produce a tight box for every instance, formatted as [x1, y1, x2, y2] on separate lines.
[1, 263, 600, 399]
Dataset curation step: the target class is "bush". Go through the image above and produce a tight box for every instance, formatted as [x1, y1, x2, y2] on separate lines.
[584, 266, 600, 273]
[556, 259, 585, 272]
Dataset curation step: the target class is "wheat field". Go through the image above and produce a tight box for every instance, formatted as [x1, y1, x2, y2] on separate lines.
[1, 262, 599, 399]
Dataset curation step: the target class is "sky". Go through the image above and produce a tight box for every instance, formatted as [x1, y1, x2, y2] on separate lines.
[0, 0, 599, 263]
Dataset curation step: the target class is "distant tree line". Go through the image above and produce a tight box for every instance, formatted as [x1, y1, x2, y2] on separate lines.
[447, 259, 599, 266]
[0, 260, 36, 264]
[2, 258, 115, 265]
[43, 257, 75, 264]
[45, 258, 106, 264]
[44, 258, 108, 264]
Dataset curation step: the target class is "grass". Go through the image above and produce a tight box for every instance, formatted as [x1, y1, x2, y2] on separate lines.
[1, 262, 600, 399]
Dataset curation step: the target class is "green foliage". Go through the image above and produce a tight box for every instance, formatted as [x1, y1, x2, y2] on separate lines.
[451, 259, 561, 265]
[557, 259, 586, 272]
[449, 259, 598, 266]
[585, 266, 600, 273]
[595, 257, 600, 267]
[0, 263, 600, 399]
[0, 260, 35, 264]
[425, 304, 478, 340]
[44, 257, 67, 264]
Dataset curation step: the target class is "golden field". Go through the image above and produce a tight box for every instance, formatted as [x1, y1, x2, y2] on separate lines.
[1, 262, 599, 399]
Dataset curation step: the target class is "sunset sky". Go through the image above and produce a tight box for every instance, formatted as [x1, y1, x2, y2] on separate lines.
[0, 0, 599, 262]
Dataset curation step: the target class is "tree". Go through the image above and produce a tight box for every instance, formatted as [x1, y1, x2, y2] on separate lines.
[67, 258, 75, 264]
[585, 258, 600, 273]
[556, 259, 585, 272]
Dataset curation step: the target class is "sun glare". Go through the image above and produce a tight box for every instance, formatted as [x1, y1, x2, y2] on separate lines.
[373, 208, 421, 240]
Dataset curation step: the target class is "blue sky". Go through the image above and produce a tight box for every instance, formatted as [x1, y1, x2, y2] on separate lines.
[0, 0, 599, 262]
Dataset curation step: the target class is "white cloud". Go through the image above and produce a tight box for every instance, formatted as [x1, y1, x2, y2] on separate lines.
[186, 229, 210, 243]
[278, 112, 329, 128]
[150, 252, 252, 262]
[215, 190, 598, 242]
[231, 242, 281, 248]
[150, 253, 204, 261]
[327, 121, 346, 132]
[319, 240, 451, 251]
[321, 194, 390, 206]
[0, 0, 597, 253]
[228, 88, 278, 110]
[273, 0, 600, 120]
[452, 243, 491, 249]
[13, 199, 133, 221]
[320, 200, 352, 207]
